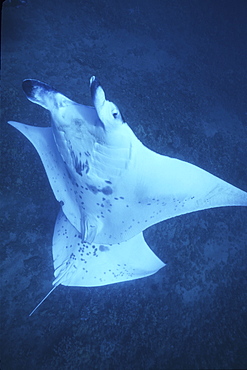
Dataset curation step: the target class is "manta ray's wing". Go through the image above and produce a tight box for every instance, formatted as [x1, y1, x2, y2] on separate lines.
[8, 121, 81, 229]
[8, 122, 165, 288]
[52, 210, 165, 287]
[134, 143, 247, 227]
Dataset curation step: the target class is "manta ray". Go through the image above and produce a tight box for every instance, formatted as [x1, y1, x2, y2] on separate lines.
[8, 77, 247, 314]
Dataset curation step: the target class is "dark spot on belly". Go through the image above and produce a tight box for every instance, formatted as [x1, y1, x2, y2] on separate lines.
[87, 184, 99, 194]
[99, 245, 110, 252]
[86, 184, 113, 195]
[102, 186, 112, 195]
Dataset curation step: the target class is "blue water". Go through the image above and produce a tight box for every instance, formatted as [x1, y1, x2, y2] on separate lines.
[1, 0, 247, 369]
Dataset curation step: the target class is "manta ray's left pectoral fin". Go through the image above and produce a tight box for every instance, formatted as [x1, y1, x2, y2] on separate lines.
[52, 210, 165, 287]
[8, 121, 82, 232]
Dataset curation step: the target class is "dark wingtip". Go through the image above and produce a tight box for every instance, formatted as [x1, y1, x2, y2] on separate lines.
[22, 79, 35, 98]
[22, 79, 55, 103]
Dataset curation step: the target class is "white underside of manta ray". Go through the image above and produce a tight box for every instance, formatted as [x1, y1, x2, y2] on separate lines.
[8, 76, 247, 308]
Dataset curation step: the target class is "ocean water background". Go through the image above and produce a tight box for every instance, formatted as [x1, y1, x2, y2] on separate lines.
[1, 0, 247, 369]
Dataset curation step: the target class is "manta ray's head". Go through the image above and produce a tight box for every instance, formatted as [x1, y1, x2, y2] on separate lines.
[22, 79, 74, 111]
[90, 76, 125, 130]
[22, 78, 104, 140]
[21, 77, 133, 149]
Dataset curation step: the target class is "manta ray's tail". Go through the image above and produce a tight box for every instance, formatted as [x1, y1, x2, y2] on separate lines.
[29, 285, 57, 317]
